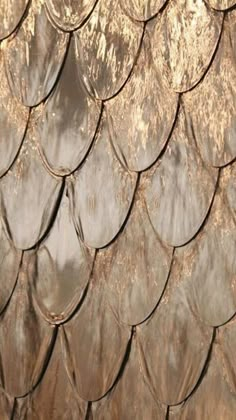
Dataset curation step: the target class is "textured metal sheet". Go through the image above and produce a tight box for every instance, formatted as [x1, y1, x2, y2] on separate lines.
[120, 0, 168, 21]
[0, 252, 55, 397]
[0, 388, 12, 420]
[36, 35, 102, 176]
[4, 0, 69, 106]
[24, 329, 88, 419]
[0, 0, 235, 418]
[188, 170, 236, 327]
[31, 190, 95, 323]
[74, 0, 143, 100]
[0, 219, 22, 315]
[137, 247, 213, 405]
[183, 14, 236, 167]
[105, 187, 173, 326]
[45, 0, 97, 31]
[62, 251, 131, 401]
[151, 0, 223, 92]
[0, 0, 29, 40]
[0, 120, 63, 250]
[90, 336, 166, 420]
[68, 114, 138, 248]
[106, 32, 178, 172]
[205, 0, 236, 10]
[169, 350, 236, 420]
[144, 106, 219, 246]
[0, 57, 29, 178]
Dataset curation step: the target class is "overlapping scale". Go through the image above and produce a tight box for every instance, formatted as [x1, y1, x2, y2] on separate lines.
[183, 15, 236, 167]
[225, 161, 236, 221]
[105, 188, 173, 326]
[74, 0, 143, 100]
[0, 219, 22, 315]
[106, 33, 178, 172]
[68, 115, 138, 249]
[217, 318, 236, 396]
[151, 0, 223, 92]
[187, 170, 236, 327]
[90, 336, 166, 420]
[119, 0, 167, 21]
[137, 247, 213, 405]
[0, 0, 29, 40]
[4, 0, 69, 107]
[0, 388, 13, 420]
[24, 330, 88, 419]
[36, 36, 101, 176]
[0, 118, 63, 250]
[45, 0, 97, 31]
[31, 189, 95, 324]
[61, 251, 131, 401]
[144, 106, 218, 247]
[0, 252, 55, 397]
[0, 56, 29, 178]
[205, 0, 236, 11]
[169, 350, 236, 420]
[228, 10, 236, 58]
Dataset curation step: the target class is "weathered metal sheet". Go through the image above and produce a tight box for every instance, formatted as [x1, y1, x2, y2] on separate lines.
[46, 0, 97, 31]
[151, 0, 223, 92]
[120, 0, 168, 21]
[0, 57, 29, 178]
[31, 190, 95, 323]
[225, 162, 236, 221]
[4, 0, 69, 107]
[0, 388, 12, 420]
[74, 0, 143, 100]
[0, 0, 29, 40]
[90, 336, 166, 420]
[68, 115, 138, 248]
[144, 106, 218, 246]
[137, 247, 213, 405]
[105, 188, 173, 326]
[36, 36, 101, 176]
[0, 252, 55, 397]
[0, 0, 235, 417]
[24, 329, 88, 420]
[106, 33, 178, 172]
[62, 251, 131, 401]
[217, 318, 236, 396]
[0, 219, 22, 315]
[183, 14, 236, 167]
[188, 170, 236, 327]
[205, 0, 236, 10]
[0, 119, 63, 250]
[169, 350, 236, 420]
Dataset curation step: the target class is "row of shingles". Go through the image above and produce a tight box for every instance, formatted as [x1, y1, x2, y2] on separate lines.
[33, 0, 236, 416]
[0, 1, 73, 417]
[85, 2, 236, 418]
[18, 0, 176, 417]
[0, 0, 147, 418]
[55, 1, 173, 417]
[0, 0, 234, 416]
[71, 0, 220, 417]
[135, 4, 236, 418]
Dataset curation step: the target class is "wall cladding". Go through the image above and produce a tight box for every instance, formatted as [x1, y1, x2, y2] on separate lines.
[0, 0, 235, 418]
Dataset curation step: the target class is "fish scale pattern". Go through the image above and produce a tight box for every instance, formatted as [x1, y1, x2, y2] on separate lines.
[0, 0, 235, 418]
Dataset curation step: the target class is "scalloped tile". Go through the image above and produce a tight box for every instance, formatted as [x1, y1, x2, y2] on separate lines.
[4, 0, 69, 106]
[74, 0, 143, 100]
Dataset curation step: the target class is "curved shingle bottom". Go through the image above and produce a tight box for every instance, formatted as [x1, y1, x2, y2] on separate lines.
[0, 0, 235, 418]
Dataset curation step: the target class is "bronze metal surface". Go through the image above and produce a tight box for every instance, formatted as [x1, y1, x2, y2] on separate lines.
[143, 106, 219, 246]
[45, 0, 97, 31]
[0, 0, 235, 418]
[36, 36, 101, 176]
